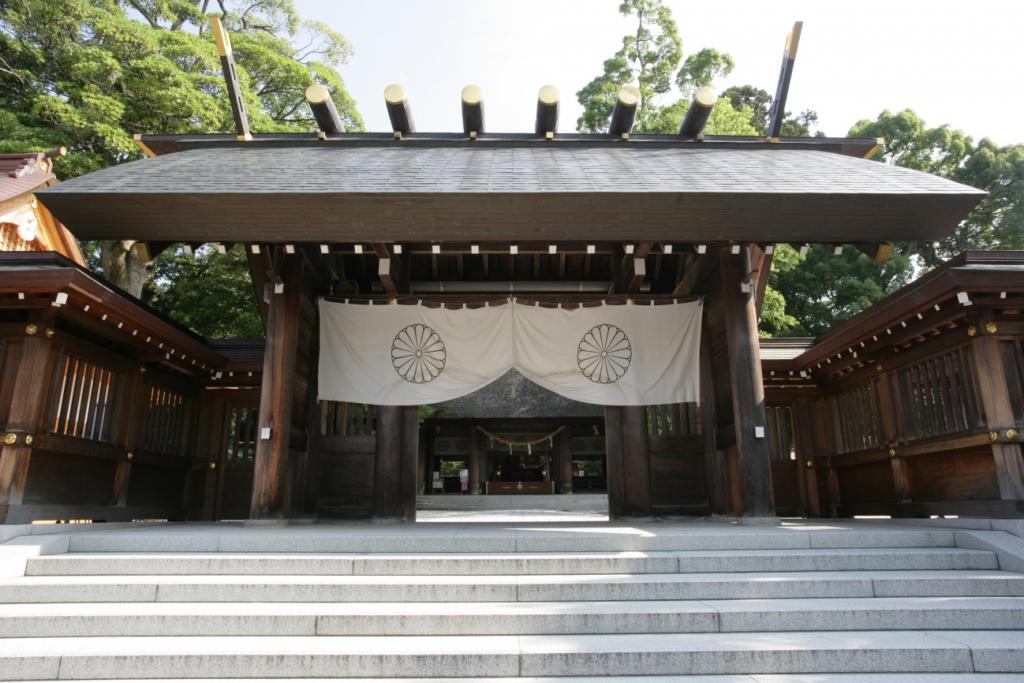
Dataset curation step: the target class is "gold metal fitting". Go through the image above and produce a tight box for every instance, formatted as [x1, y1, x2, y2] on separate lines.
[888, 448, 897, 457]
[45, 328, 55, 338]
[209, 462, 217, 470]
[3, 433, 16, 445]
[1008, 429, 1019, 441]
[24, 434, 33, 446]
[967, 325, 977, 337]
[25, 323, 38, 336]
[126, 451, 134, 461]
[990, 431, 1000, 442]
[805, 459, 813, 467]
[985, 321, 998, 334]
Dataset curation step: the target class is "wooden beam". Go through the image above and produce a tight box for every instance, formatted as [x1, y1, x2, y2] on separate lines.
[249, 256, 302, 519]
[384, 84, 414, 135]
[719, 247, 775, 516]
[209, 16, 251, 141]
[305, 84, 344, 134]
[673, 251, 717, 296]
[245, 246, 271, 329]
[767, 21, 803, 138]
[749, 244, 773, 317]
[134, 241, 174, 262]
[679, 86, 716, 138]
[535, 85, 559, 137]
[461, 85, 484, 137]
[609, 85, 640, 137]
[854, 242, 893, 264]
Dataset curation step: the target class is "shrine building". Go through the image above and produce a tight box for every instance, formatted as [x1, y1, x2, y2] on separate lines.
[1, 21, 1021, 527]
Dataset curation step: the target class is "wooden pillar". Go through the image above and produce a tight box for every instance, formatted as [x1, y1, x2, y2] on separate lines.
[469, 426, 483, 495]
[558, 429, 573, 494]
[112, 366, 149, 508]
[874, 371, 911, 504]
[250, 256, 303, 519]
[699, 317, 728, 515]
[605, 405, 651, 518]
[969, 328, 1024, 500]
[0, 314, 58, 524]
[373, 405, 419, 521]
[793, 397, 822, 516]
[719, 246, 775, 517]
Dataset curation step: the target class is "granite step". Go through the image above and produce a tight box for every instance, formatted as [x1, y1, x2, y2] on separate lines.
[7, 677, 1024, 683]
[0, 631, 1021, 680]
[24, 547, 998, 576]
[2, 570, 1023, 603]
[60, 527, 958, 554]
[0, 597, 1022, 637]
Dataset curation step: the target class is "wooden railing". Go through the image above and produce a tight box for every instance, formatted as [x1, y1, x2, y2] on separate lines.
[1, 330, 199, 524]
[780, 328, 1024, 518]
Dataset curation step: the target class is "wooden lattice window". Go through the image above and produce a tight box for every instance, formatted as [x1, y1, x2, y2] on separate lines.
[832, 384, 882, 454]
[893, 347, 981, 442]
[142, 386, 191, 456]
[226, 406, 258, 463]
[321, 401, 377, 436]
[0, 221, 43, 252]
[646, 403, 701, 436]
[49, 352, 122, 443]
[765, 405, 797, 460]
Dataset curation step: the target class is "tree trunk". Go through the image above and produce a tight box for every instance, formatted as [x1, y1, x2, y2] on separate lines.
[99, 240, 150, 298]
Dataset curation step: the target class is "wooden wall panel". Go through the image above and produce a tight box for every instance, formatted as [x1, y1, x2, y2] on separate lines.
[21, 451, 116, 507]
[908, 449, 999, 502]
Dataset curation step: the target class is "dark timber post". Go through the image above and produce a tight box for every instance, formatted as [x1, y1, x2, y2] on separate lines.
[605, 406, 651, 518]
[469, 426, 483, 495]
[373, 406, 419, 521]
[699, 317, 729, 515]
[719, 246, 775, 517]
[0, 311, 58, 524]
[113, 366, 149, 509]
[250, 256, 303, 519]
[558, 429, 573, 494]
[969, 318, 1024, 500]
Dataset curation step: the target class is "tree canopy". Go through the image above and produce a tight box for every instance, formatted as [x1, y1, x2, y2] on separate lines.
[0, 0, 362, 337]
[577, 1, 1021, 338]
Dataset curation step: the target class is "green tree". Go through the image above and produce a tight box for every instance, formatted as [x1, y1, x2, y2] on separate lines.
[850, 109, 1023, 267]
[575, 0, 682, 133]
[148, 244, 263, 339]
[0, 0, 362, 327]
[768, 245, 913, 336]
[722, 85, 820, 136]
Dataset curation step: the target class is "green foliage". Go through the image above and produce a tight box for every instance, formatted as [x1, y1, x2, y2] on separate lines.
[721, 84, 820, 136]
[851, 110, 1024, 267]
[575, 0, 682, 133]
[0, 0, 363, 178]
[768, 245, 913, 337]
[0, 0, 362, 337]
[148, 245, 263, 339]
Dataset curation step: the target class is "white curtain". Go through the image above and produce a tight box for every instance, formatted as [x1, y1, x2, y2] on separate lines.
[318, 299, 702, 407]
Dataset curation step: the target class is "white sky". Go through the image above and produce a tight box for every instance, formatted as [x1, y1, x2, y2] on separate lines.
[293, 0, 1023, 145]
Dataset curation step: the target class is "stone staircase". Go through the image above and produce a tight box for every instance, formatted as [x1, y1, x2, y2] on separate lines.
[1, 522, 1024, 680]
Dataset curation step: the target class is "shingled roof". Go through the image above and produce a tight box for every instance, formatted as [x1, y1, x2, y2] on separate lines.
[0, 152, 55, 204]
[37, 137, 985, 244]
